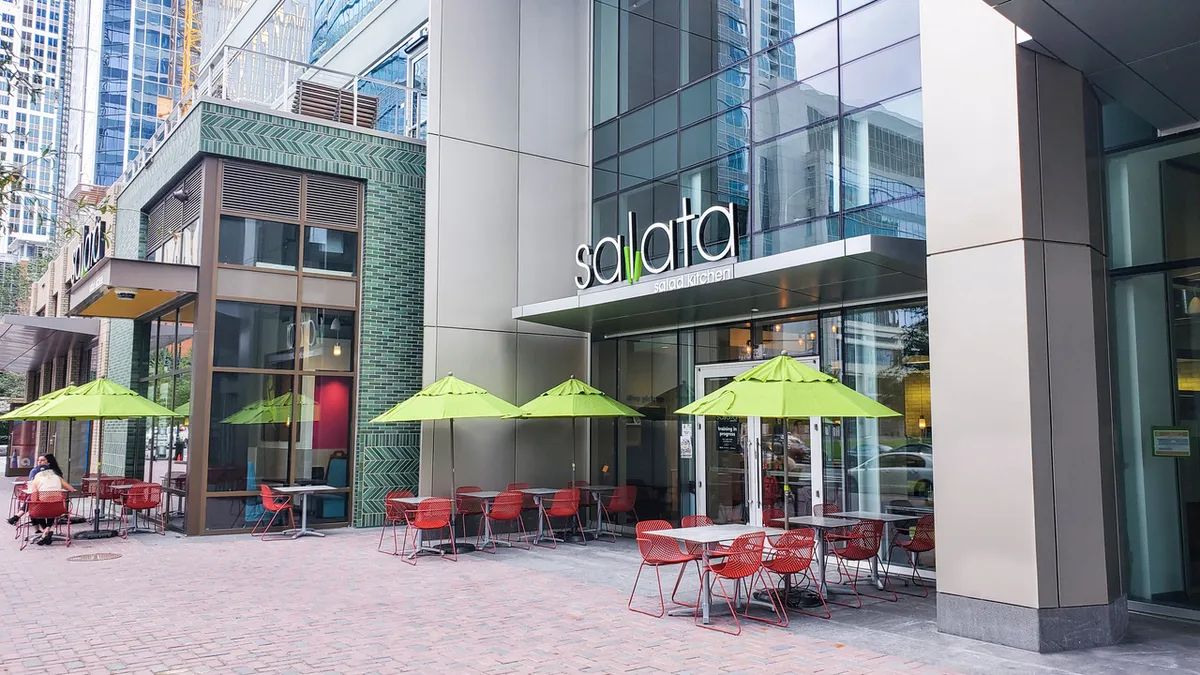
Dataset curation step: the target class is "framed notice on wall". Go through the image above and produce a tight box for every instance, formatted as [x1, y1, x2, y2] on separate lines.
[1152, 427, 1191, 457]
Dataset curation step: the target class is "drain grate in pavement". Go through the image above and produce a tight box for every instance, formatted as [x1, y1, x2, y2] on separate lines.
[67, 553, 121, 562]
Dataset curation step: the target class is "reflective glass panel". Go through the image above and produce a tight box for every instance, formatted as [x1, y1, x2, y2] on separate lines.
[217, 215, 299, 270]
[213, 301, 296, 370]
[842, 90, 924, 209]
[207, 372, 293, 492]
[753, 22, 837, 96]
[841, 37, 921, 110]
[299, 308, 354, 372]
[303, 227, 358, 277]
[839, 0, 920, 63]
[752, 69, 838, 142]
[754, 120, 839, 231]
[292, 375, 353, 523]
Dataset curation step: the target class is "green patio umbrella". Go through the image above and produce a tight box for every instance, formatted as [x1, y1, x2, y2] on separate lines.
[0, 385, 76, 421]
[508, 377, 643, 484]
[677, 354, 900, 530]
[26, 378, 179, 539]
[222, 392, 319, 425]
[370, 373, 521, 501]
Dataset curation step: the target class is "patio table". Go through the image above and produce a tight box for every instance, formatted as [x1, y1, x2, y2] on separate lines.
[649, 523, 784, 624]
[836, 510, 924, 590]
[461, 491, 505, 548]
[273, 485, 338, 538]
[387, 496, 455, 557]
[784, 515, 857, 596]
[579, 485, 615, 538]
[518, 488, 561, 544]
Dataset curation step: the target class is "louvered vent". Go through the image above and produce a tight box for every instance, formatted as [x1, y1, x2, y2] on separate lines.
[305, 174, 360, 228]
[182, 166, 202, 224]
[291, 81, 379, 128]
[221, 162, 301, 219]
[146, 199, 169, 254]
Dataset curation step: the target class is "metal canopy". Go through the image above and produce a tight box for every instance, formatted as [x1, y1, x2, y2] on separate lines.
[68, 257, 199, 320]
[987, 0, 1200, 130]
[0, 315, 100, 374]
[512, 235, 926, 337]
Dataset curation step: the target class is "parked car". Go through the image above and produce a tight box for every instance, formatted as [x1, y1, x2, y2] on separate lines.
[847, 451, 933, 502]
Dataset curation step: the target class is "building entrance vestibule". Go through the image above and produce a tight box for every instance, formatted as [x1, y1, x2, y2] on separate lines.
[694, 358, 828, 527]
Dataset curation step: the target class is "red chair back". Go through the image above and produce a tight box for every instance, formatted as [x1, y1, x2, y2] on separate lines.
[764, 528, 816, 574]
[546, 488, 580, 517]
[713, 532, 766, 581]
[456, 486, 484, 515]
[26, 491, 68, 520]
[607, 485, 636, 512]
[259, 485, 290, 513]
[906, 515, 935, 552]
[813, 502, 840, 517]
[762, 475, 779, 504]
[635, 519, 687, 564]
[568, 480, 594, 506]
[763, 508, 785, 527]
[507, 482, 534, 509]
[97, 476, 121, 501]
[488, 491, 524, 521]
[384, 489, 414, 522]
[81, 474, 101, 497]
[124, 483, 162, 510]
[838, 519, 884, 560]
[413, 497, 452, 530]
[681, 514, 713, 556]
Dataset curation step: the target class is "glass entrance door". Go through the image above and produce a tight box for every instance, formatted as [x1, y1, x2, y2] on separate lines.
[694, 358, 822, 526]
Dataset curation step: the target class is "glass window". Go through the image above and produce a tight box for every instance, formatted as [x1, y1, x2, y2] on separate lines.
[679, 150, 750, 243]
[594, 1, 619, 123]
[839, 0, 920, 63]
[619, 10, 680, 113]
[840, 37, 921, 111]
[757, 215, 841, 256]
[843, 196, 925, 239]
[753, 22, 837, 96]
[752, 69, 838, 142]
[620, 142, 655, 189]
[696, 322, 754, 363]
[757, 315, 819, 358]
[217, 215, 299, 271]
[292, 375, 352, 523]
[842, 90, 924, 209]
[681, 0, 750, 86]
[752, 0, 836, 49]
[594, 157, 618, 199]
[592, 194, 619, 243]
[595, 119, 618, 160]
[754, 120, 839, 232]
[213, 301, 296, 370]
[680, 105, 749, 169]
[303, 226, 358, 277]
[207, 372, 293, 492]
[680, 64, 749, 127]
[652, 134, 679, 179]
[299, 308, 354, 372]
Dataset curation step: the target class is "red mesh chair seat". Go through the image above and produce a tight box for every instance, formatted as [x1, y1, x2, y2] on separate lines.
[251, 485, 295, 541]
[696, 532, 784, 634]
[19, 492, 70, 550]
[827, 519, 897, 607]
[477, 491, 530, 553]
[628, 520, 696, 618]
[119, 483, 165, 537]
[763, 528, 828, 621]
[536, 488, 585, 549]
[378, 489, 415, 555]
[890, 515, 935, 597]
[401, 497, 456, 564]
[598, 485, 638, 542]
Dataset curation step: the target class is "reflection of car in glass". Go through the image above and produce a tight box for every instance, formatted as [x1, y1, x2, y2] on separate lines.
[843, 442, 893, 469]
[0, 444, 7, 457]
[847, 451, 933, 501]
[764, 433, 810, 465]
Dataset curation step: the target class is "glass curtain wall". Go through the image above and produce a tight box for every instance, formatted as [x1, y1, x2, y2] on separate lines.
[139, 303, 194, 531]
[1108, 133, 1200, 611]
[592, 0, 924, 261]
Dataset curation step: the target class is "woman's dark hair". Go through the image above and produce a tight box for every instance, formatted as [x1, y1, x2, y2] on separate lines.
[41, 454, 63, 477]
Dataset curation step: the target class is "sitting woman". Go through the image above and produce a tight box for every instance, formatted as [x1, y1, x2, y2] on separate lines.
[7, 454, 51, 525]
[25, 454, 75, 546]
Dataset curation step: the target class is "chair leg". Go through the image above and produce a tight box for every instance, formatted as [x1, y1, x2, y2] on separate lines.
[627, 562, 667, 618]
[572, 512, 587, 546]
[742, 570, 788, 627]
[478, 517, 496, 554]
[895, 550, 930, 598]
[791, 568, 831, 619]
[696, 574, 741, 635]
[670, 558, 703, 608]
[444, 525, 458, 562]
[399, 525, 418, 566]
[597, 505, 617, 542]
[534, 507, 558, 549]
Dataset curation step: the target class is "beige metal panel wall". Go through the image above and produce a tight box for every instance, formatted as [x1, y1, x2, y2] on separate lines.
[922, 0, 1123, 652]
[423, 0, 590, 496]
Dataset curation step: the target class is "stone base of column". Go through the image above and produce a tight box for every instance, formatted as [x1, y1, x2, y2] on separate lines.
[937, 592, 1128, 652]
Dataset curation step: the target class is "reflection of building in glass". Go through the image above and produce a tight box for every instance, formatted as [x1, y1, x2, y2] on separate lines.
[310, 0, 383, 63]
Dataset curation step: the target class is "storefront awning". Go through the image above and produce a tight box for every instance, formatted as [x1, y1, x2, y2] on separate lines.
[512, 235, 926, 336]
[0, 315, 100, 374]
[68, 257, 199, 319]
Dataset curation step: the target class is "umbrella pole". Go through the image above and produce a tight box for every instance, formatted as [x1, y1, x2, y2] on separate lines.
[571, 417, 577, 485]
[783, 417, 789, 532]
[76, 418, 117, 539]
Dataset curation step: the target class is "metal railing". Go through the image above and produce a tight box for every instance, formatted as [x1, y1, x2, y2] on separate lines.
[113, 45, 427, 193]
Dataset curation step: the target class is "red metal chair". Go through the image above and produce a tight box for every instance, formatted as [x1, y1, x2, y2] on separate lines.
[119, 483, 165, 537]
[763, 528, 829, 621]
[813, 502, 840, 517]
[763, 508, 786, 528]
[251, 484, 295, 541]
[628, 520, 694, 618]
[455, 485, 484, 537]
[378, 489, 415, 555]
[568, 480, 594, 526]
[9, 480, 27, 518]
[401, 497, 456, 564]
[477, 491, 529, 554]
[670, 514, 728, 607]
[506, 482, 536, 513]
[695, 531, 784, 635]
[96, 476, 122, 522]
[598, 485, 637, 541]
[18, 491, 70, 550]
[827, 518, 897, 607]
[536, 488, 585, 549]
[889, 515, 935, 597]
[762, 475, 780, 509]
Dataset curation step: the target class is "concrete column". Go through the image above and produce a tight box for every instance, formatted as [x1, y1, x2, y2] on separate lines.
[423, 0, 591, 495]
[921, 0, 1124, 652]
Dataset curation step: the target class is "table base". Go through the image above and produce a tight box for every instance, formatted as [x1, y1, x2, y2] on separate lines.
[281, 528, 326, 539]
[75, 530, 118, 540]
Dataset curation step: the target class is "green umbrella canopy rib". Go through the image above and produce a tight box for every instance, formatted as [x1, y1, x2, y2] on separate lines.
[370, 374, 521, 422]
[0, 385, 76, 421]
[222, 392, 320, 424]
[676, 355, 900, 418]
[22, 378, 179, 421]
[508, 378, 643, 418]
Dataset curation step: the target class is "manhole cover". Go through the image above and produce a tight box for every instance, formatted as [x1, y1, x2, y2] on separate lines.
[67, 553, 121, 562]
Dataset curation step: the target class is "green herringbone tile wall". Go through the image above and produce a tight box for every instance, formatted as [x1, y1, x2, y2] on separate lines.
[111, 102, 426, 526]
